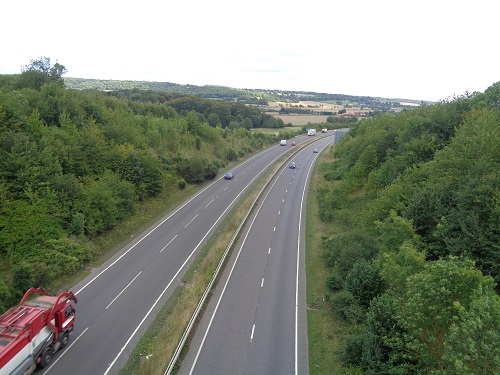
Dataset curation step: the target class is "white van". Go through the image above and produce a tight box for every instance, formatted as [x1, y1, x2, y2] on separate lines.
[280, 140, 287, 146]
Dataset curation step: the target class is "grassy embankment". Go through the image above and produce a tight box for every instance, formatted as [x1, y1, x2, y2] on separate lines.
[306, 146, 364, 375]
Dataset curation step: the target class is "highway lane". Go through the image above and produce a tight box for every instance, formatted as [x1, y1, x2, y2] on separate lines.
[41, 134, 324, 375]
[178, 136, 335, 375]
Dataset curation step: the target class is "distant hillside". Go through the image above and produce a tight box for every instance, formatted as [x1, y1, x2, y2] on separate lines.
[64, 77, 429, 113]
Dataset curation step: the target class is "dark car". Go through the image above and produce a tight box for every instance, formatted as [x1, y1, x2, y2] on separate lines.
[224, 172, 234, 180]
[289, 162, 296, 169]
[291, 141, 296, 146]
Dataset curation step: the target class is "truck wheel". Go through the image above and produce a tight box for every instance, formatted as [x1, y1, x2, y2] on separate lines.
[39, 348, 53, 368]
[60, 332, 70, 349]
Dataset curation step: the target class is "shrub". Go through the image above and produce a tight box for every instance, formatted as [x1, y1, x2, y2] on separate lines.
[344, 260, 383, 308]
[342, 333, 365, 366]
[329, 290, 364, 323]
[323, 230, 379, 279]
[11, 262, 35, 296]
[326, 265, 344, 292]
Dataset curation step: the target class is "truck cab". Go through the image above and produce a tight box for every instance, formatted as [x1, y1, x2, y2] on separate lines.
[0, 288, 77, 375]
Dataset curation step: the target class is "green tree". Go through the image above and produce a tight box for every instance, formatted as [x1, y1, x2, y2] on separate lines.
[176, 157, 206, 183]
[11, 262, 36, 296]
[403, 108, 500, 285]
[344, 260, 383, 307]
[0, 198, 64, 261]
[379, 242, 426, 294]
[124, 151, 163, 199]
[241, 117, 253, 130]
[16, 57, 67, 90]
[207, 112, 221, 127]
[441, 294, 500, 374]
[361, 292, 414, 374]
[78, 170, 136, 237]
[401, 257, 496, 370]
[375, 210, 421, 254]
[323, 230, 378, 279]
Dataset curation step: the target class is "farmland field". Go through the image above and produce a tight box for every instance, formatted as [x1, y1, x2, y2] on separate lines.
[262, 100, 371, 126]
[269, 113, 330, 126]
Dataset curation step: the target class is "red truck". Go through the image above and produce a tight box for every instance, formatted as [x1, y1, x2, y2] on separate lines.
[0, 287, 77, 375]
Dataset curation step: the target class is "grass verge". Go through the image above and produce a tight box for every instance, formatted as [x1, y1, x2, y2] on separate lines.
[305, 146, 363, 375]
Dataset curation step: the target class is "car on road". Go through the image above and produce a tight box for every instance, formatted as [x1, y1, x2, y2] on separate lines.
[224, 172, 234, 180]
[291, 141, 296, 146]
[289, 162, 296, 169]
[313, 148, 318, 153]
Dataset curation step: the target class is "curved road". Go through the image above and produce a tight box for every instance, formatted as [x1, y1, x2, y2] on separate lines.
[42, 133, 331, 375]
[177, 136, 335, 374]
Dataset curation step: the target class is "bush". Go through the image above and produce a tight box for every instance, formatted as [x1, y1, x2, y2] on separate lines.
[326, 265, 344, 292]
[0, 282, 16, 314]
[342, 333, 365, 366]
[176, 157, 206, 183]
[361, 293, 410, 373]
[204, 161, 219, 180]
[11, 262, 36, 296]
[226, 148, 238, 161]
[328, 290, 364, 323]
[323, 230, 379, 279]
[178, 179, 187, 190]
[316, 185, 346, 223]
[323, 160, 349, 181]
[344, 260, 383, 308]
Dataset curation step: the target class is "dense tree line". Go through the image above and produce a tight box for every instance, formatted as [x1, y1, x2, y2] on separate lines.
[104, 89, 285, 129]
[316, 82, 500, 373]
[63, 77, 417, 111]
[64, 78, 268, 104]
[0, 59, 280, 311]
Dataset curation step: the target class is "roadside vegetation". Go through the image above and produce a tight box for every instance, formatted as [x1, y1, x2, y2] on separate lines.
[2, 56, 498, 375]
[309, 82, 500, 374]
[0, 57, 292, 311]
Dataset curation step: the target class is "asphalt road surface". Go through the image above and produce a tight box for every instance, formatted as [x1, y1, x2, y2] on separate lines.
[42, 134, 330, 375]
[177, 136, 335, 375]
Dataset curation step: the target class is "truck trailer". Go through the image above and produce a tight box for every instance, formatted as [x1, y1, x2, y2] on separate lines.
[0, 288, 77, 375]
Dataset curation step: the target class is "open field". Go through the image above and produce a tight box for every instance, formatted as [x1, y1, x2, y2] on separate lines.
[269, 113, 330, 126]
[262, 100, 372, 126]
[268, 100, 344, 112]
[266, 100, 372, 114]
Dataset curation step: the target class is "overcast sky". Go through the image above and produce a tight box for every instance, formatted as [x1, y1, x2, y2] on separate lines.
[2, 0, 498, 101]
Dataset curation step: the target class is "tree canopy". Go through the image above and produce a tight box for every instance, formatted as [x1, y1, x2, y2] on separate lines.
[317, 81, 500, 374]
[0, 60, 281, 310]
[16, 56, 67, 90]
